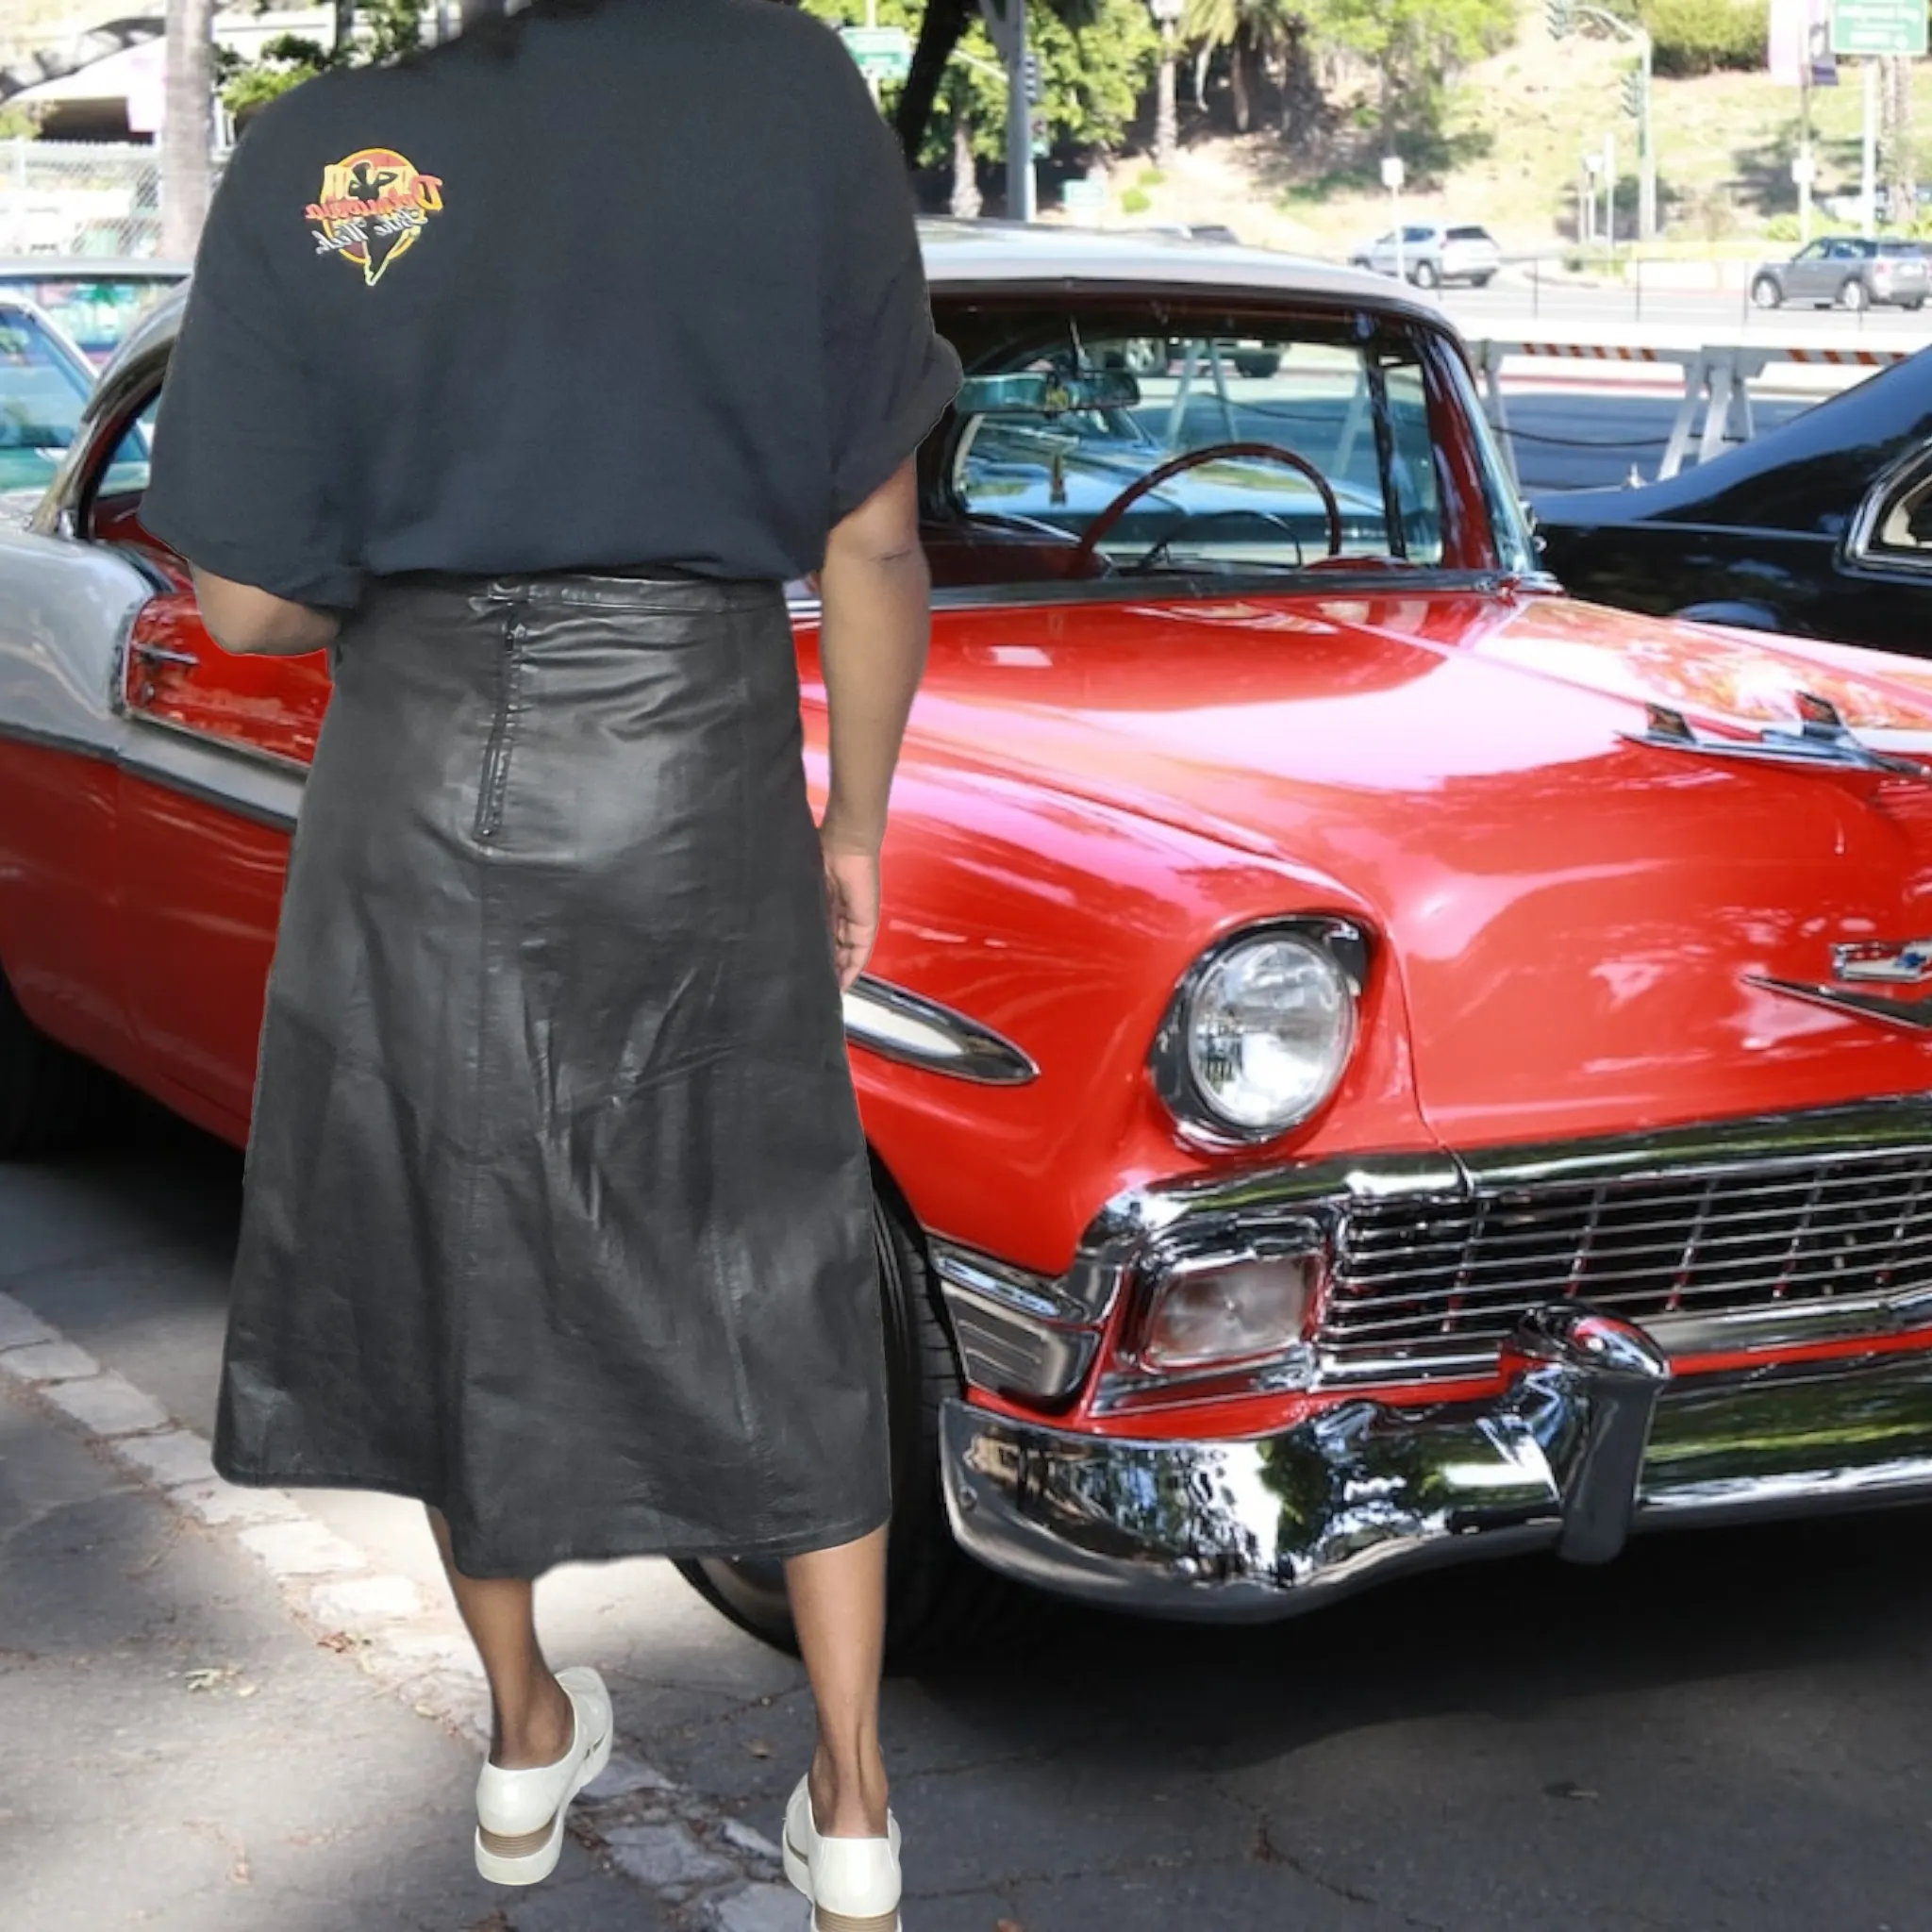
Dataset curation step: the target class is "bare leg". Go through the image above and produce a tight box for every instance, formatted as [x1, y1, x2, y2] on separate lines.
[784, 1525, 891, 1838]
[428, 1507, 574, 1770]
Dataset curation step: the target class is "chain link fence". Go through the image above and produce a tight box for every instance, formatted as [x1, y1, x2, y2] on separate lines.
[0, 141, 162, 258]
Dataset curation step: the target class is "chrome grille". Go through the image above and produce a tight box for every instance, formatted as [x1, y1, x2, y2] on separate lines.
[1321, 1146, 1932, 1366]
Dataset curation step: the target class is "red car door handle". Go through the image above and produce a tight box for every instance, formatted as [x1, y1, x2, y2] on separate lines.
[130, 641, 200, 669]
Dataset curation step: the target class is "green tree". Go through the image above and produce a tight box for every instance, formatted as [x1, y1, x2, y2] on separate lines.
[221, 0, 424, 123]
[881, 0, 1116, 173]
[806, 0, 1157, 174]
[1300, 0, 1514, 152]
[1182, 0, 1306, 134]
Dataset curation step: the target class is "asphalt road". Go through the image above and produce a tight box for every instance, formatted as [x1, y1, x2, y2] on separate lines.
[7, 1106, 1932, 1932]
[1440, 275, 1932, 339]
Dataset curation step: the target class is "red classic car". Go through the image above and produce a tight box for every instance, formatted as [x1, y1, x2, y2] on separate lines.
[8, 226, 1932, 1659]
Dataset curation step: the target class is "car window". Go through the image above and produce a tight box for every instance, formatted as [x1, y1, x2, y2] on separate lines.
[1404, 226, 1433, 243]
[1445, 226, 1492, 242]
[95, 393, 159, 508]
[1795, 242, 1827, 260]
[947, 324, 1464, 575]
[1879, 241, 1923, 257]
[1870, 459, 1932, 559]
[0, 309, 92, 495]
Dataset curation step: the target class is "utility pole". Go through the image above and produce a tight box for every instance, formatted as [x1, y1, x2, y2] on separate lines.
[978, 0, 1035, 223]
[159, 0, 215, 258]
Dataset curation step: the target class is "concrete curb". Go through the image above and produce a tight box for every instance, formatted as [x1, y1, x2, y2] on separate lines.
[0, 1287, 807, 1929]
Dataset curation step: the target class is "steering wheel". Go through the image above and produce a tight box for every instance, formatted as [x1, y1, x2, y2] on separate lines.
[1069, 441, 1344, 573]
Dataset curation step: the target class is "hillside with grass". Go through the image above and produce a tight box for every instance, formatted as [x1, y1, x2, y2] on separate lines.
[1075, 3, 1932, 258]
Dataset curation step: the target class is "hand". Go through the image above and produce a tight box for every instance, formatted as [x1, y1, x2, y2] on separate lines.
[820, 832, 881, 991]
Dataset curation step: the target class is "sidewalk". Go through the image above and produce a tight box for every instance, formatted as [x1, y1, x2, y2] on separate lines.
[0, 1373, 665, 1932]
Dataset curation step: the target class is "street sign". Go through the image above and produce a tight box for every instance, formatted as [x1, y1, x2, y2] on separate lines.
[1062, 177, 1107, 216]
[1832, 0, 1927, 58]
[840, 25, 913, 83]
[1380, 155, 1405, 192]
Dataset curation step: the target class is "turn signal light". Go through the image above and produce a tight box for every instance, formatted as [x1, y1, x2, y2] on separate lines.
[1141, 1247, 1324, 1371]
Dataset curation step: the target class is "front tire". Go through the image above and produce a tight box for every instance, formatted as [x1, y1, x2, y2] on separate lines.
[1840, 276, 1872, 311]
[675, 1184, 1043, 1669]
[0, 967, 122, 1158]
[1751, 275, 1783, 309]
[1469, 272, 1494, 289]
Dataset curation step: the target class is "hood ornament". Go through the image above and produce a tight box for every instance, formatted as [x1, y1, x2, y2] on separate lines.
[1630, 692, 1925, 777]
[1751, 937, 1932, 1030]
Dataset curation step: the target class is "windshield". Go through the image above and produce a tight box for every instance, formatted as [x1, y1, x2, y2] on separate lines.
[0, 308, 92, 495]
[932, 305, 1530, 585]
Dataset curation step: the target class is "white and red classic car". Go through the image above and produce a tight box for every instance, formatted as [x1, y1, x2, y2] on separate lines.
[8, 226, 1932, 1658]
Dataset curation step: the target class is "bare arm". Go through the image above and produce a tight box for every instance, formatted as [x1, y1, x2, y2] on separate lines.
[191, 567, 341, 658]
[817, 457, 929, 855]
[814, 457, 930, 987]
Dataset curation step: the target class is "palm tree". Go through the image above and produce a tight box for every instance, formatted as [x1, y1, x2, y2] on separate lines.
[160, 0, 214, 258]
[1182, 0, 1301, 135]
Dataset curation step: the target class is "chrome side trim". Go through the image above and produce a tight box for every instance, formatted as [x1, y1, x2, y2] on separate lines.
[1624, 695, 1925, 778]
[115, 717, 305, 833]
[941, 1304, 1932, 1621]
[842, 976, 1037, 1086]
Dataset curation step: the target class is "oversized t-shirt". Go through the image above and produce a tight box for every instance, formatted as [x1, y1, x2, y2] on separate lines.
[142, 0, 961, 608]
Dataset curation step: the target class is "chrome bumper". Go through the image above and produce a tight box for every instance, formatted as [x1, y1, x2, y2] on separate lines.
[939, 1303, 1932, 1620]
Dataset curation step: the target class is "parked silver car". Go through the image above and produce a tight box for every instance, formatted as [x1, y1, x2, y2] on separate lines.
[1750, 237, 1929, 312]
[1350, 223, 1501, 291]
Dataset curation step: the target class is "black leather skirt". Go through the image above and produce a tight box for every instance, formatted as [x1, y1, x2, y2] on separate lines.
[213, 574, 891, 1577]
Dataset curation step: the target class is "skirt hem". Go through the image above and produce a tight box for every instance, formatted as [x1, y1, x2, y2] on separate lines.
[213, 1455, 891, 1577]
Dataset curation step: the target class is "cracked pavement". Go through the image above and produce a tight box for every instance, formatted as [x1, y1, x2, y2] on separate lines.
[7, 1110, 1932, 1931]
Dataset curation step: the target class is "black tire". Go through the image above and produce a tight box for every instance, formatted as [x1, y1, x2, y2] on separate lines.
[1469, 272, 1494, 289]
[1840, 276, 1871, 311]
[0, 966, 122, 1158]
[1905, 297, 1926, 312]
[1750, 275, 1783, 310]
[675, 1180, 1046, 1671]
[1231, 349, 1281, 378]
[1409, 259, 1441, 290]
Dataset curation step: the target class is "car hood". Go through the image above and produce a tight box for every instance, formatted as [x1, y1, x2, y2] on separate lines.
[906, 585, 1932, 1145]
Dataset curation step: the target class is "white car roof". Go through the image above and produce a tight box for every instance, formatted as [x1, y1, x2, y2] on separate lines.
[916, 219, 1443, 324]
[110, 219, 1450, 390]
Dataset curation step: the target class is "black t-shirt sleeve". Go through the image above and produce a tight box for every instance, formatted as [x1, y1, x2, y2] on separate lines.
[142, 132, 360, 609]
[822, 88, 961, 524]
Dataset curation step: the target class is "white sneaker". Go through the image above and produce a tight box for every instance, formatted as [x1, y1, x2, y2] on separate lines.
[782, 1774, 903, 1932]
[474, 1666, 614, 1886]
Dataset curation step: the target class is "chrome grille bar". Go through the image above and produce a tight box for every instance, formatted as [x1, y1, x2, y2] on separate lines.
[1317, 1133, 1932, 1368]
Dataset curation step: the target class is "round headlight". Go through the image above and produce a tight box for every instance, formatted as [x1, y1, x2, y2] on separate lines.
[1162, 930, 1358, 1139]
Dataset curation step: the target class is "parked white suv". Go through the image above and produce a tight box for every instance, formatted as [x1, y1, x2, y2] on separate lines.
[1350, 223, 1502, 291]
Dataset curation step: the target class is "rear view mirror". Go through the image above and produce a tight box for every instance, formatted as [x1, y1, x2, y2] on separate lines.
[955, 369, 1142, 417]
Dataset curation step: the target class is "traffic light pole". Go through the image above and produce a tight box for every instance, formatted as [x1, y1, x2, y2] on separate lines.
[1551, 0, 1656, 242]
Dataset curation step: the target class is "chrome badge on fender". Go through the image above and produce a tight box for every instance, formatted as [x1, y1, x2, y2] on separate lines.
[1751, 940, 1932, 1029]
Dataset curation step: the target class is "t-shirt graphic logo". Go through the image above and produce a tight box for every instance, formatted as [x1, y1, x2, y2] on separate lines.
[305, 148, 444, 287]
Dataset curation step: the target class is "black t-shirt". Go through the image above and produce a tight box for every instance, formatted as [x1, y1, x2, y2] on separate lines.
[142, 0, 960, 607]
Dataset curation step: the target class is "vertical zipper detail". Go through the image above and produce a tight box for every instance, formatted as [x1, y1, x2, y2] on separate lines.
[474, 610, 526, 841]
